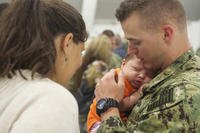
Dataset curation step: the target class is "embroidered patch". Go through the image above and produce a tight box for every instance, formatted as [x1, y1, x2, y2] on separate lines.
[147, 88, 174, 111]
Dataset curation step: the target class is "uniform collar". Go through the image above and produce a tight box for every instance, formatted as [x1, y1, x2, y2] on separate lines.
[142, 49, 195, 94]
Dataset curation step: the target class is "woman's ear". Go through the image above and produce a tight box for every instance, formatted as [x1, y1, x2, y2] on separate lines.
[62, 33, 74, 54]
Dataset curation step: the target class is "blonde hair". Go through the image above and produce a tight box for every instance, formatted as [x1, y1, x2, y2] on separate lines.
[72, 35, 112, 89]
[85, 35, 111, 64]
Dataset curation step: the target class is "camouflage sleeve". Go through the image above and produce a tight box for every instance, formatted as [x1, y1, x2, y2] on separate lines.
[97, 83, 200, 133]
[133, 84, 200, 133]
[97, 116, 128, 133]
[134, 83, 200, 132]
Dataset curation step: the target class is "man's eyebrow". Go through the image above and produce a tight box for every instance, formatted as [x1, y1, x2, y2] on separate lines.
[126, 36, 140, 41]
[126, 38, 141, 43]
[127, 38, 137, 40]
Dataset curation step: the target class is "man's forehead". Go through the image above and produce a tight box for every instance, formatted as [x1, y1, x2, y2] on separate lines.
[122, 26, 141, 40]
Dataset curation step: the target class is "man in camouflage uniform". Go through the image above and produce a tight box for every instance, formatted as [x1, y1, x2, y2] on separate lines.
[94, 0, 200, 132]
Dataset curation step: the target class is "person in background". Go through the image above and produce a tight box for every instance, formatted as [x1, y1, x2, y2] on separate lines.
[74, 35, 112, 133]
[102, 30, 116, 49]
[0, 0, 87, 133]
[113, 34, 127, 58]
[87, 54, 154, 133]
[95, 0, 200, 132]
[102, 29, 122, 69]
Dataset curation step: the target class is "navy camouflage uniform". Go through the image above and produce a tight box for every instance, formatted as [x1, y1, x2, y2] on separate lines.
[97, 49, 200, 133]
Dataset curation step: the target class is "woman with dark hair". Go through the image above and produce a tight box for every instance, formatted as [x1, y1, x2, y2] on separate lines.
[0, 0, 87, 132]
[0, 2, 8, 16]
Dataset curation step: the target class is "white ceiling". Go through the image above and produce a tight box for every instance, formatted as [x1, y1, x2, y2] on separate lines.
[65, 0, 200, 21]
[1, 0, 199, 21]
[181, 0, 200, 20]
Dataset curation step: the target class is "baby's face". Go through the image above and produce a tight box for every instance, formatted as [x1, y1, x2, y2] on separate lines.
[121, 58, 152, 88]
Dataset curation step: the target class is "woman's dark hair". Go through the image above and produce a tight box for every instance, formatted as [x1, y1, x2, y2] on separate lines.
[0, 0, 87, 78]
[0, 2, 9, 16]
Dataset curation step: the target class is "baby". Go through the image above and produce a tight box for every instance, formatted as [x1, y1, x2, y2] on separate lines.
[87, 54, 153, 133]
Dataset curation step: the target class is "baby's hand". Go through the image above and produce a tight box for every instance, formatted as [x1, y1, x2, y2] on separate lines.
[138, 85, 144, 96]
[119, 87, 144, 112]
[119, 96, 131, 112]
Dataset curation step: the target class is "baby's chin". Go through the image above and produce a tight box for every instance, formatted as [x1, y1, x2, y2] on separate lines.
[130, 81, 142, 89]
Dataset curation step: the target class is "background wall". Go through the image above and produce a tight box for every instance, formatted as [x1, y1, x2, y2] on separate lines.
[1, 0, 200, 50]
[65, 0, 200, 50]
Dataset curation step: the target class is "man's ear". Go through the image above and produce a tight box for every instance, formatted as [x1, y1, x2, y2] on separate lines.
[62, 33, 73, 54]
[162, 25, 173, 42]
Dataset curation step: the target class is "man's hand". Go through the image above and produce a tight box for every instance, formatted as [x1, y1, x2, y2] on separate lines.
[94, 69, 125, 120]
[95, 69, 125, 102]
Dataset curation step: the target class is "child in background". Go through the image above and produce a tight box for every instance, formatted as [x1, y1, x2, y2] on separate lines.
[87, 54, 154, 133]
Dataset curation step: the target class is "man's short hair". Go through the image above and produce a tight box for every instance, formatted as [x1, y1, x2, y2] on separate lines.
[115, 0, 186, 31]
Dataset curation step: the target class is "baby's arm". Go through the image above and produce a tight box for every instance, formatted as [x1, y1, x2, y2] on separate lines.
[119, 87, 143, 112]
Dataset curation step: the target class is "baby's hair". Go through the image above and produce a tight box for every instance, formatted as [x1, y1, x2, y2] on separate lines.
[123, 53, 155, 78]
[123, 53, 136, 62]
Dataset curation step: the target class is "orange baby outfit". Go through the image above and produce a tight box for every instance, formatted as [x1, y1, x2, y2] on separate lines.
[87, 68, 137, 132]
